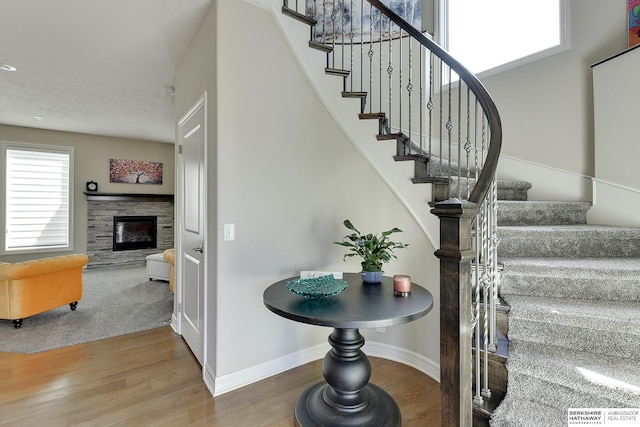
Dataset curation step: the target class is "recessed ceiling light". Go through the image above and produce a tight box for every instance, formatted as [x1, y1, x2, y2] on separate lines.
[0, 64, 17, 71]
[33, 116, 46, 121]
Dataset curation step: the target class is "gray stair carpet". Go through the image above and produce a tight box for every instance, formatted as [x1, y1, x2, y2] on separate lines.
[500, 258, 640, 301]
[490, 189, 640, 426]
[498, 201, 591, 225]
[448, 178, 532, 201]
[499, 225, 640, 258]
[496, 180, 532, 201]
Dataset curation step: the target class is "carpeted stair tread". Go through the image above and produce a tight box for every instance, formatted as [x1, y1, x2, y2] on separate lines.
[505, 341, 640, 409]
[490, 394, 566, 427]
[498, 225, 640, 258]
[492, 178, 640, 424]
[503, 295, 640, 359]
[502, 372, 632, 423]
[509, 319, 639, 360]
[500, 257, 640, 301]
[498, 200, 590, 226]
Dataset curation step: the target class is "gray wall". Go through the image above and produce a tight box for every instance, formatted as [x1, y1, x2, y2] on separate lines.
[593, 47, 640, 189]
[175, 0, 439, 383]
[482, 0, 628, 178]
[589, 46, 640, 226]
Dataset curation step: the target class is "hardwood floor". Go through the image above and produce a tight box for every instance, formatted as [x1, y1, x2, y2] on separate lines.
[0, 326, 440, 426]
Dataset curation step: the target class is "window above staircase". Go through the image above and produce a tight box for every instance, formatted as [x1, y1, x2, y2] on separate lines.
[438, 0, 568, 77]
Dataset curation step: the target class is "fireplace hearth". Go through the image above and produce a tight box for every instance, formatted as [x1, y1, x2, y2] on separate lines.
[113, 216, 158, 251]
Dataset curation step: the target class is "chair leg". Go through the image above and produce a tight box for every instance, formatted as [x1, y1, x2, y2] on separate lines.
[12, 319, 23, 329]
[70, 301, 78, 311]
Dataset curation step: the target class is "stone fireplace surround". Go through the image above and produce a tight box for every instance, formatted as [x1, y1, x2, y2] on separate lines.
[85, 193, 174, 269]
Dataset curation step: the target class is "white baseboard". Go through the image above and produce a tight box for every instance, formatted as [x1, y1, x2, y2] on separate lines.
[364, 342, 441, 383]
[498, 155, 592, 202]
[213, 342, 440, 397]
[589, 179, 640, 227]
[204, 362, 216, 397]
[214, 344, 329, 396]
[170, 313, 179, 334]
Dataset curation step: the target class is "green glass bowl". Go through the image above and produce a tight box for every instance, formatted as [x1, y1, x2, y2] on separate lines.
[285, 275, 348, 299]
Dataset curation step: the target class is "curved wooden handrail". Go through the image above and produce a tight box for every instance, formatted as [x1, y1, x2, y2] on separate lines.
[367, 0, 502, 205]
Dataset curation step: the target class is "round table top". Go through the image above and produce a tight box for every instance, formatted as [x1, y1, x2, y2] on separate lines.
[263, 273, 433, 329]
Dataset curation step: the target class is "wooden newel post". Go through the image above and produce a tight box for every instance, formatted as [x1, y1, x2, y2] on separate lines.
[431, 198, 478, 427]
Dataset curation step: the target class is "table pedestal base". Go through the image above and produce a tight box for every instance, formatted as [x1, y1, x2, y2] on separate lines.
[295, 382, 400, 427]
[294, 328, 400, 427]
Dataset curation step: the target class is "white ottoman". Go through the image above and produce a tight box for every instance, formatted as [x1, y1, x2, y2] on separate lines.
[146, 253, 170, 281]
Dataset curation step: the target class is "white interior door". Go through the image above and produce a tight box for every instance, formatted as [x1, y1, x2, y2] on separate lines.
[178, 96, 206, 366]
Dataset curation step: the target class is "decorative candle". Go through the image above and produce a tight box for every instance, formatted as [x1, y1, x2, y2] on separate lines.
[393, 274, 411, 296]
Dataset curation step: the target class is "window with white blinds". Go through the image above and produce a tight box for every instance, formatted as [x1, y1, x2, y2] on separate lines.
[1, 141, 74, 254]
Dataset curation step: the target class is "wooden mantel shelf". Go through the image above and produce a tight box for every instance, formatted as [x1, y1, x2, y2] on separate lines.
[83, 192, 174, 202]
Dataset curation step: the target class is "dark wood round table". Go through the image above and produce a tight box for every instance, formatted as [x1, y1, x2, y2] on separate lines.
[263, 273, 433, 427]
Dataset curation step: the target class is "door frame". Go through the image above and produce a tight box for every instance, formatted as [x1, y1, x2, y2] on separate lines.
[175, 92, 208, 368]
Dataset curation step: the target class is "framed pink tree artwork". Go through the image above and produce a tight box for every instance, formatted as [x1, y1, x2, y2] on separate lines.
[109, 159, 163, 184]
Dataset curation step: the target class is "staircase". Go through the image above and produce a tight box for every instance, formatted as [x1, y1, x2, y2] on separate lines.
[281, 1, 504, 425]
[490, 185, 640, 426]
[279, 1, 640, 426]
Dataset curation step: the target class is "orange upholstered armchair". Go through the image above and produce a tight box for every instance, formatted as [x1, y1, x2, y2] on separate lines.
[163, 249, 175, 293]
[0, 254, 89, 328]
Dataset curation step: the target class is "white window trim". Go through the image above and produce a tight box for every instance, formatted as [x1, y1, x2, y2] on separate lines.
[1, 140, 75, 256]
[435, 0, 571, 80]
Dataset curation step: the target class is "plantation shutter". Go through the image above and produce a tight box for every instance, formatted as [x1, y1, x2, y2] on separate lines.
[3, 143, 73, 252]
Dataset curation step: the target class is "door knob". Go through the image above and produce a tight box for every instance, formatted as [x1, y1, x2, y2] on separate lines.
[193, 245, 204, 253]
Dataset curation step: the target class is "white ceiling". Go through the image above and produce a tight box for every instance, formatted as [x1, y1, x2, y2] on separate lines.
[0, 0, 212, 143]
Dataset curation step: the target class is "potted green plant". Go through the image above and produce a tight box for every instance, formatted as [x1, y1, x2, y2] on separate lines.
[334, 219, 409, 283]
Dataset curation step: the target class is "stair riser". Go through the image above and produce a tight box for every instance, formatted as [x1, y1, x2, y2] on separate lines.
[497, 188, 528, 201]
[496, 181, 531, 201]
[501, 274, 640, 302]
[508, 321, 640, 360]
[444, 178, 531, 202]
[498, 202, 590, 226]
[499, 228, 640, 258]
[502, 276, 640, 301]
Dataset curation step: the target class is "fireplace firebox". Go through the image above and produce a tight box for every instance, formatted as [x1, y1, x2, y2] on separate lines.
[112, 216, 158, 251]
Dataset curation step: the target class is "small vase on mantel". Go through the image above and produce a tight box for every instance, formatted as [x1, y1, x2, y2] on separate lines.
[360, 271, 383, 283]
